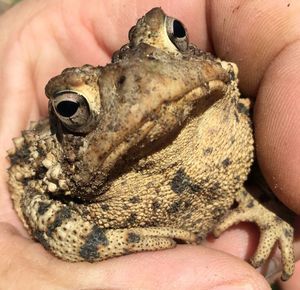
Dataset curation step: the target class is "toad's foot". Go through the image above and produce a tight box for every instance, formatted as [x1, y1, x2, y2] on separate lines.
[25, 195, 197, 262]
[93, 226, 197, 261]
[212, 189, 295, 281]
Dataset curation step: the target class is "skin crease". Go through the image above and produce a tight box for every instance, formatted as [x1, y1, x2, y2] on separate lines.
[0, 0, 299, 289]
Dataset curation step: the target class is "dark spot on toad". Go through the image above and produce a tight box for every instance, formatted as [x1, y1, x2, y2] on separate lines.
[284, 228, 293, 238]
[242, 190, 248, 196]
[222, 158, 232, 168]
[203, 147, 213, 156]
[234, 175, 240, 182]
[80, 226, 108, 261]
[127, 232, 141, 243]
[230, 200, 239, 210]
[212, 207, 225, 219]
[237, 102, 250, 116]
[170, 168, 201, 194]
[127, 213, 137, 225]
[33, 230, 50, 250]
[47, 207, 71, 237]
[129, 196, 141, 204]
[9, 146, 31, 165]
[123, 204, 130, 210]
[211, 181, 220, 193]
[234, 111, 239, 123]
[37, 202, 51, 215]
[184, 200, 192, 209]
[260, 224, 271, 231]
[275, 216, 282, 224]
[152, 200, 160, 210]
[101, 203, 110, 211]
[247, 200, 254, 208]
[167, 200, 182, 214]
[21, 177, 30, 186]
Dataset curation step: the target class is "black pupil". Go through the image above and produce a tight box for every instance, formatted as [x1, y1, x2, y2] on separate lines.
[56, 101, 79, 117]
[173, 20, 186, 38]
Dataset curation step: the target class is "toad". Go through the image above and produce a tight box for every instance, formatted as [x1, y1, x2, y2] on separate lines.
[8, 7, 294, 280]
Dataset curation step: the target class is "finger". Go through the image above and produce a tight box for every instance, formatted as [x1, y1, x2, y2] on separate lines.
[204, 221, 300, 283]
[88, 246, 270, 290]
[208, 0, 300, 213]
[208, 0, 300, 95]
[279, 261, 300, 290]
[0, 223, 270, 290]
[254, 42, 300, 213]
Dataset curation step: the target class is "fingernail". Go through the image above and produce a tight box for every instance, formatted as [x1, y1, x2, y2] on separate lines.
[212, 283, 254, 290]
[264, 258, 281, 279]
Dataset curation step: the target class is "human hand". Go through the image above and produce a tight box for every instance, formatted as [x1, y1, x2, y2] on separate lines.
[0, 0, 299, 289]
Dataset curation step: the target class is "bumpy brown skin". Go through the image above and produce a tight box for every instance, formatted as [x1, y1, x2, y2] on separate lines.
[8, 8, 294, 280]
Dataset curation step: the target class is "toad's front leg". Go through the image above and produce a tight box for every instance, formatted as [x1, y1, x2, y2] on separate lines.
[213, 188, 295, 281]
[25, 195, 197, 262]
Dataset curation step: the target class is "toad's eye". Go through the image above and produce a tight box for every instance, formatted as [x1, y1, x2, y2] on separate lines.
[166, 17, 188, 51]
[52, 91, 91, 132]
[56, 100, 79, 117]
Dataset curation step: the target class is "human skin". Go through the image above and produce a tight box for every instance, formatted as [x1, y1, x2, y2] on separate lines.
[0, 0, 299, 289]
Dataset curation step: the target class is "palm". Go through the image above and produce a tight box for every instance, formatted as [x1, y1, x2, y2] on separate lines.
[0, 0, 299, 289]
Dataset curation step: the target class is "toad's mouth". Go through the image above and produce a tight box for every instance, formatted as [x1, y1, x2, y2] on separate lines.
[81, 80, 226, 190]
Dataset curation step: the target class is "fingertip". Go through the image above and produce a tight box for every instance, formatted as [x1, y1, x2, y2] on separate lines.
[278, 260, 300, 290]
[88, 246, 271, 290]
[208, 0, 300, 96]
[254, 41, 300, 214]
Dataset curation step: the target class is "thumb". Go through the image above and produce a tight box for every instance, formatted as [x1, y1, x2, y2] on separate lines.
[87, 246, 271, 290]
